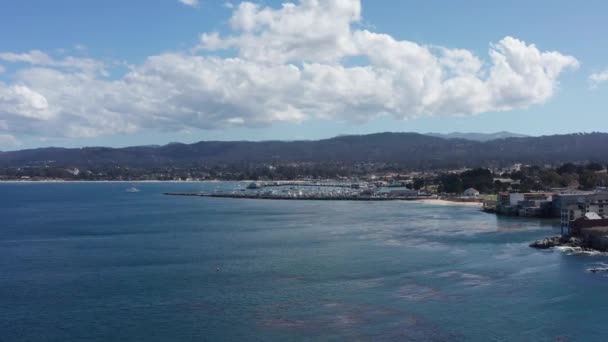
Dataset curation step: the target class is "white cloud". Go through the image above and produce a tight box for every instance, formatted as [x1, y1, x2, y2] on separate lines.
[199, 0, 361, 63]
[0, 83, 51, 120]
[0, 0, 578, 140]
[178, 0, 199, 7]
[589, 69, 608, 88]
[0, 50, 106, 75]
[0, 65, 4, 73]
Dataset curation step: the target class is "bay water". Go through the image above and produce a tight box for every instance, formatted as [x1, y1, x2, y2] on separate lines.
[1, 182, 607, 341]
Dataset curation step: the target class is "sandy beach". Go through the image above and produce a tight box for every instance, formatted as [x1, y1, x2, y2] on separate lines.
[417, 199, 483, 207]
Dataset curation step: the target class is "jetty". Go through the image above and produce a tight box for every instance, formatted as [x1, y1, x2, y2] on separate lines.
[163, 192, 433, 201]
[245, 181, 365, 189]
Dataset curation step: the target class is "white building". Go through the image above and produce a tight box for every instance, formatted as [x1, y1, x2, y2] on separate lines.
[463, 188, 480, 197]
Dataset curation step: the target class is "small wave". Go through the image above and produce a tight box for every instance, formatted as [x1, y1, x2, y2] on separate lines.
[382, 237, 449, 250]
[553, 246, 608, 256]
[437, 271, 492, 286]
[261, 318, 307, 329]
[397, 284, 441, 301]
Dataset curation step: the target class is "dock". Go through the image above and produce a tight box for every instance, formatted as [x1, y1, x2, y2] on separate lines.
[163, 192, 433, 201]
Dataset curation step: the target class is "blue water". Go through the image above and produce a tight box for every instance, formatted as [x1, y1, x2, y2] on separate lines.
[1, 182, 608, 341]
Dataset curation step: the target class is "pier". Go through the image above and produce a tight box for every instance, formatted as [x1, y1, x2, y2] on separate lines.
[246, 181, 365, 189]
[163, 192, 433, 201]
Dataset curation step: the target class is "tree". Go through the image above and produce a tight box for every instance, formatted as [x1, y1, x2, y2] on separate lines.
[579, 170, 598, 190]
[412, 178, 425, 190]
[586, 162, 604, 171]
[560, 173, 579, 188]
[439, 174, 464, 194]
[539, 170, 562, 188]
[557, 163, 578, 175]
[460, 168, 494, 193]
[494, 180, 509, 192]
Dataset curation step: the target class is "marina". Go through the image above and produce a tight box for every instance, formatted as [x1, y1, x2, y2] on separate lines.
[165, 181, 438, 201]
[163, 192, 429, 201]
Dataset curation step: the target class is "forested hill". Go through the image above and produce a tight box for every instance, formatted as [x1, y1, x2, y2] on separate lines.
[425, 131, 529, 141]
[1, 132, 607, 170]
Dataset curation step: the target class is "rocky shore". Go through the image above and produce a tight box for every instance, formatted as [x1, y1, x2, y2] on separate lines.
[529, 235, 598, 251]
[530, 236, 579, 249]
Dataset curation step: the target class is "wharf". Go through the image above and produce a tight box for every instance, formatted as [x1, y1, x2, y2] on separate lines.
[163, 192, 430, 201]
[247, 181, 364, 189]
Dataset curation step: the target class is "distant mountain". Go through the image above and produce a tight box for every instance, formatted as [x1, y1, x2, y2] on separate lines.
[425, 131, 529, 141]
[1, 132, 607, 170]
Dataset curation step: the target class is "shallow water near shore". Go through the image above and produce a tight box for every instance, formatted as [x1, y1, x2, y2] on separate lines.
[2, 182, 608, 341]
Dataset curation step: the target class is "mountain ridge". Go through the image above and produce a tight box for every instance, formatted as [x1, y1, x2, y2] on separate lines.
[1, 132, 606, 170]
[425, 131, 529, 141]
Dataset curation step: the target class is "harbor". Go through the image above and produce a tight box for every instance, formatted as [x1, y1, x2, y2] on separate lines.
[164, 181, 439, 201]
[163, 192, 432, 201]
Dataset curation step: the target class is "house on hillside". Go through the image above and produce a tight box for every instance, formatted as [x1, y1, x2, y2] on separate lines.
[463, 188, 480, 197]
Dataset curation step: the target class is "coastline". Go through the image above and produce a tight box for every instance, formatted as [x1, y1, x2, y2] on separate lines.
[0, 180, 226, 183]
[2, 181, 484, 207]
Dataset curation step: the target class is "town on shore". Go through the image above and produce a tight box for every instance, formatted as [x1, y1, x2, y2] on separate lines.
[151, 161, 608, 252]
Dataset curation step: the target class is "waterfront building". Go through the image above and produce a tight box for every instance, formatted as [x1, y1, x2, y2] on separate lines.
[496, 192, 553, 217]
[497, 192, 553, 206]
[518, 199, 553, 217]
[560, 196, 608, 235]
[568, 214, 608, 249]
[498, 192, 524, 207]
[552, 191, 596, 217]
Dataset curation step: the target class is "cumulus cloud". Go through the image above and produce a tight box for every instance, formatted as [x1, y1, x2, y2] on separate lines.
[199, 0, 361, 64]
[589, 69, 608, 88]
[178, 0, 199, 7]
[0, 0, 578, 140]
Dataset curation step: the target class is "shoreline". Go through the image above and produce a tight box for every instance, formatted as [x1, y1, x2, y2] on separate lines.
[163, 192, 487, 205]
[0, 179, 362, 183]
[0, 180, 227, 183]
[2, 181, 484, 207]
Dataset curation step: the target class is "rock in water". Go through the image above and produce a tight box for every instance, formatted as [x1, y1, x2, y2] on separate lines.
[529, 236, 562, 249]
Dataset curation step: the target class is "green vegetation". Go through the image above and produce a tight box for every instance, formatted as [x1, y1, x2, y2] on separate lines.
[436, 163, 608, 194]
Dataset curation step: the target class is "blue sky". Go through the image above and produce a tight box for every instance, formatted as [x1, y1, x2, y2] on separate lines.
[0, 0, 606, 150]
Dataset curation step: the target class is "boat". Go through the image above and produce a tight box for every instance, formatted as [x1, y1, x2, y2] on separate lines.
[125, 185, 140, 193]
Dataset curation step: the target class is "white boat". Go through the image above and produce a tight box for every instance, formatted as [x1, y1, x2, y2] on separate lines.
[125, 186, 140, 193]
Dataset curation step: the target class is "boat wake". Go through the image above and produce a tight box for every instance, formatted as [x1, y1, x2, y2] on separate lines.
[587, 263, 608, 274]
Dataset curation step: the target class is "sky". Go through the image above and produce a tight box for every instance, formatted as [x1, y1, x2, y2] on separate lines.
[0, 0, 607, 150]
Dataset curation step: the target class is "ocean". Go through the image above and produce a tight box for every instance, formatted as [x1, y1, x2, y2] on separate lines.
[1, 182, 608, 341]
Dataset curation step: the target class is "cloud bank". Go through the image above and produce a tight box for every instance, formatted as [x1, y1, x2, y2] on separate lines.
[0, 0, 579, 142]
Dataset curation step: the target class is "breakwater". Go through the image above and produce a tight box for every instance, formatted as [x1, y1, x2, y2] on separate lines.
[247, 181, 363, 189]
[163, 192, 431, 201]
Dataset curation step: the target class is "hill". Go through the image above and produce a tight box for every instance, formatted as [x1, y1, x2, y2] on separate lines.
[425, 131, 529, 141]
[1, 132, 607, 170]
